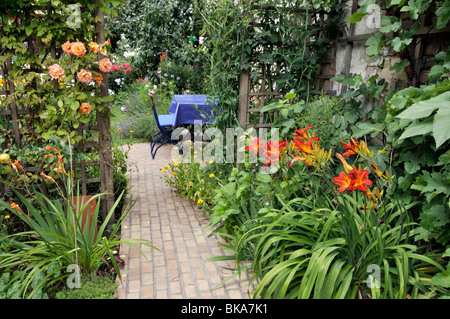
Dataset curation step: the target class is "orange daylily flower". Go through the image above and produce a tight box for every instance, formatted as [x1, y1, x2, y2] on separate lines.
[347, 167, 373, 193]
[294, 126, 313, 140]
[46, 145, 59, 153]
[263, 140, 287, 167]
[246, 137, 265, 156]
[11, 202, 20, 211]
[336, 152, 353, 173]
[9, 160, 23, 172]
[333, 166, 373, 195]
[341, 137, 359, 157]
[40, 172, 55, 182]
[56, 154, 68, 175]
[341, 137, 373, 158]
[369, 162, 391, 180]
[293, 139, 313, 154]
[333, 171, 353, 194]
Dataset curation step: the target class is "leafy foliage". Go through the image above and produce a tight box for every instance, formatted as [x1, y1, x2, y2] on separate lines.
[106, 0, 201, 80]
[350, 0, 450, 72]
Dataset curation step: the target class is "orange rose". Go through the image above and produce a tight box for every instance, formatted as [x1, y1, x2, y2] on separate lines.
[99, 57, 112, 73]
[94, 74, 103, 84]
[62, 41, 72, 54]
[71, 41, 86, 57]
[77, 69, 92, 84]
[48, 63, 64, 79]
[89, 42, 100, 54]
[80, 102, 92, 114]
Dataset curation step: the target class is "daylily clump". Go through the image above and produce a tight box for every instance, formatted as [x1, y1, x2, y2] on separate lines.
[288, 126, 331, 170]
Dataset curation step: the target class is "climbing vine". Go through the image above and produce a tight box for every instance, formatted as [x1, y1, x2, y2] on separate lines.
[0, 0, 120, 149]
[197, 0, 342, 129]
[350, 0, 450, 74]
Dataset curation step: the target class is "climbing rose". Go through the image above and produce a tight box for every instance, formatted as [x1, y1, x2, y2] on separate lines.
[71, 41, 86, 57]
[99, 57, 112, 73]
[80, 102, 92, 114]
[93, 74, 103, 84]
[77, 69, 92, 84]
[89, 42, 100, 54]
[48, 63, 64, 79]
[62, 41, 72, 54]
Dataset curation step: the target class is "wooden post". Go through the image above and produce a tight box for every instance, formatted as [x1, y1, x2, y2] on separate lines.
[412, 36, 424, 87]
[341, 0, 358, 94]
[95, 1, 115, 225]
[238, 69, 250, 127]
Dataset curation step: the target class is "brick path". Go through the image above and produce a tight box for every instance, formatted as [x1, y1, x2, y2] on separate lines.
[116, 143, 252, 299]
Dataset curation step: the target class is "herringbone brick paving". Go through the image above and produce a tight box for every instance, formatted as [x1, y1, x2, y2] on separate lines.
[116, 143, 252, 299]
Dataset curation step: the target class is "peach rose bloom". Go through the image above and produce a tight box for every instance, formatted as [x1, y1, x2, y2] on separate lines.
[62, 41, 72, 54]
[94, 74, 103, 84]
[99, 57, 112, 73]
[71, 41, 86, 57]
[80, 102, 92, 114]
[89, 42, 100, 54]
[77, 69, 92, 84]
[48, 63, 64, 79]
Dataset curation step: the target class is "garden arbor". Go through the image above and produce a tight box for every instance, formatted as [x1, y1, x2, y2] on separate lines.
[0, 1, 116, 224]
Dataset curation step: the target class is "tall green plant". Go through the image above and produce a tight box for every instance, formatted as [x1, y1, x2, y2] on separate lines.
[0, 150, 158, 299]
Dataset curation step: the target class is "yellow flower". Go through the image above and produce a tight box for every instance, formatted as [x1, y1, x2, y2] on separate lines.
[174, 162, 179, 167]
[165, 165, 169, 169]
[189, 182, 193, 186]
[208, 160, 214, 164]
[4, 215, 10, 219]
[118, 128, 122, 131]
[130, 131, 134, 133]
[209, 174, 214, 178]
[172, 172, 176, 176]
[197, 199, 203, 205]
[162, 168, 167, 172]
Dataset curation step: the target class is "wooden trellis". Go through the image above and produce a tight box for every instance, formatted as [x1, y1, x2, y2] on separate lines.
[238, 4, 338, 129]
[0, 2, 115, 224]
[335, 0, 450, 93]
